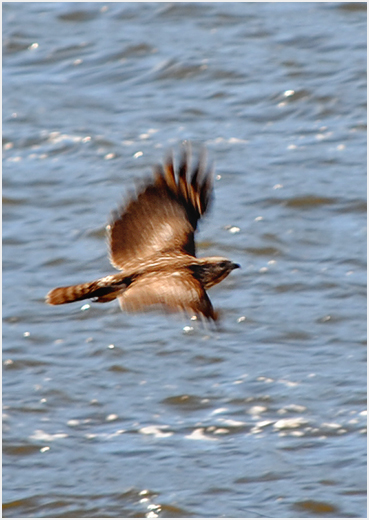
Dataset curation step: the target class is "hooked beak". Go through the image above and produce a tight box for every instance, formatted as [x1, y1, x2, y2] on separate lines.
[232, 263, 241, 270]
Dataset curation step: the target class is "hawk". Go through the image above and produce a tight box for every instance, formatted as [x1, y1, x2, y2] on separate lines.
[46, 147, 239, 321]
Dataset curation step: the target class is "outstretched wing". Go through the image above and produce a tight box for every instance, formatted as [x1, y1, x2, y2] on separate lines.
[118, 269, 217, 320]
[108, 147, 213, 270]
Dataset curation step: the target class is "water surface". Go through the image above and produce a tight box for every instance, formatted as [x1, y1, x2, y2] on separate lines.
[3, 2, 366, 518]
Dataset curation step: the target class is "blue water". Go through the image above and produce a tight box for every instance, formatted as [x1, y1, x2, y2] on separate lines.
[3, 2, 366, 518]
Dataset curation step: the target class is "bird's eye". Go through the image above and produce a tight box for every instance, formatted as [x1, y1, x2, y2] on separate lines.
[219, 261, 227, 268]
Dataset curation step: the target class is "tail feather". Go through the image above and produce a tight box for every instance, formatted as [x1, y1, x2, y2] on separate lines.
[46, 275, 128, 305]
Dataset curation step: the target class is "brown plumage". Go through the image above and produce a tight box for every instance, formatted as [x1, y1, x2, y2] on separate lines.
[46, 147, 239, 321]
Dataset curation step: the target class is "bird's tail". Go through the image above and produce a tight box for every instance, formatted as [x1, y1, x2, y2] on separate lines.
[46, 275, 128, 305]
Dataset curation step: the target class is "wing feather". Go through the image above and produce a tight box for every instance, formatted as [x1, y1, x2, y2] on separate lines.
[108, 147, 213, 269]
[118, 270, 216, 320]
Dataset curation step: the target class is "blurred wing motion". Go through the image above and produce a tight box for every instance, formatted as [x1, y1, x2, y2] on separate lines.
[118, 270, 216, 320]
[108, 148, 213, 269]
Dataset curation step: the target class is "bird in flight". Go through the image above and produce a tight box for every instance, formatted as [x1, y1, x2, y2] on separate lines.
[46, 147, 239, 321]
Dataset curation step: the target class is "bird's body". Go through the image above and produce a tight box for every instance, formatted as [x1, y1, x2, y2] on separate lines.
[46, 147, 239, 321]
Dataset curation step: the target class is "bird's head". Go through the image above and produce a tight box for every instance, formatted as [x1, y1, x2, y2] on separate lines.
[191, 256, 240, 290]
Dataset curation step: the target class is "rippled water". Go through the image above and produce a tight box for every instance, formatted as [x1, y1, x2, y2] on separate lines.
[3, 2, 366, 518]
